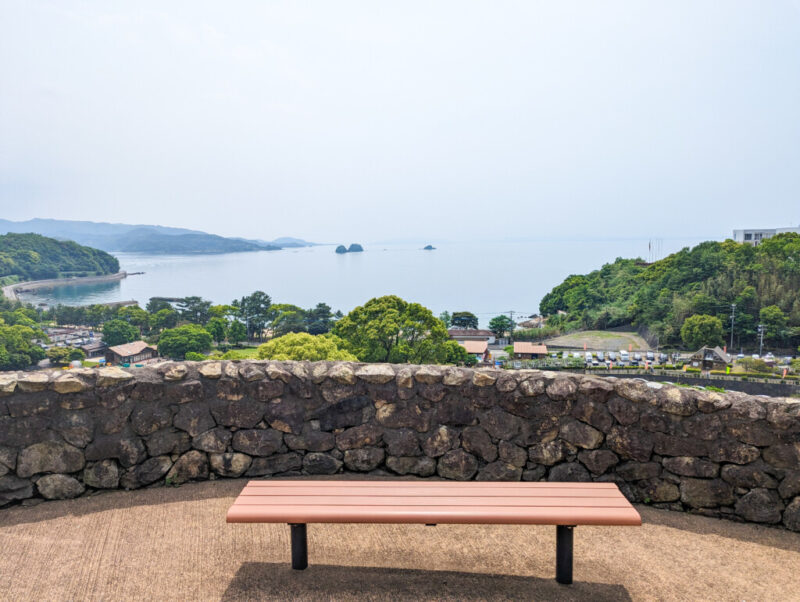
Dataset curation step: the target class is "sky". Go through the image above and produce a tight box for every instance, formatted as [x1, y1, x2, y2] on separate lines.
[1, 1, 799, 243]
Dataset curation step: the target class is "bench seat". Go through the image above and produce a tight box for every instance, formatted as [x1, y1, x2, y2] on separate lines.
[227, 480, 641, 584]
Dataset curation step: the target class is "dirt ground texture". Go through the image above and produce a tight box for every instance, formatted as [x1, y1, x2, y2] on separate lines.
[0, 479, 798, 602]
[542, 331, 651, 352]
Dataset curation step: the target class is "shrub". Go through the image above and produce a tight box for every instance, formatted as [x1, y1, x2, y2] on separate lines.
[185, 351, 207, 361]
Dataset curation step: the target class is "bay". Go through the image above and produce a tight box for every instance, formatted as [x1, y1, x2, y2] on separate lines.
[18, 238, 706, 326]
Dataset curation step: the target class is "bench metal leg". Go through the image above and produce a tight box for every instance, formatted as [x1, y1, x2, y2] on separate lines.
[290, 523, 308, 570]
[556, 525, 574, 585]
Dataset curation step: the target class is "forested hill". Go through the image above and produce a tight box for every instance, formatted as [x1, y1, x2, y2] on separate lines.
[0, 233, 120, 280]
[539, 233, 800, 348]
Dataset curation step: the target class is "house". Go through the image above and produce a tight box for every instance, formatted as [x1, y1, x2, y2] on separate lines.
[733, 225, 800, 246]
[459, 340, 490, 363]
[689, 346, 731, 371]
[513, 342, 548, 359]
[80, 340, 108, 358]
[448, 329, 496, 345]
[105, 341, 158, 365]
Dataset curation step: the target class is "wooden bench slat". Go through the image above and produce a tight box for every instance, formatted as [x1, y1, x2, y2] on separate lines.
[227, 504, 642, 525]
[232, 495, 633, 508]
[243, 480, 620, 488]
[239, 486, 624, 498]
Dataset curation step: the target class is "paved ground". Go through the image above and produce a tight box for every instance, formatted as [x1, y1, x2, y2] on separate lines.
[1, 479, 798, 601]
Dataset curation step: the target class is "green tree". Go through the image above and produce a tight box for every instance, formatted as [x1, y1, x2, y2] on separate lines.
[257, 332, 358, 361]
[439, 311, 452, 328]
[306, 303, 335, 334]
[177, 296, 212, 324]
[439, 339, 478, 366]
[332, 295, 450, 363]
[157, 324, 213, 359]
[680, 314, 724, 350]
[759, 305, 788, 342]
[118, 306, 150, 334]
[451, 311, 479, 329]
[271, 304, 308, 337]
[488, 315, 514, 339]
[102, 319, 139, 346]
[228, 320, 247, 345]
[150, 308, 178, 331]
[232, 291, 272, 341]
[146, 298, 173, 313]
[0, 322, 46, 370]
[46, 346, 85, 365]
[205, 317, 228, 344]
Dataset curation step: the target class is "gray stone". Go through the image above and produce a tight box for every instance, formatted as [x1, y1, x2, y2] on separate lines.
[166, 450, 208, 484]
[656, 386, 697, 416]
[174, 403, 216, 437]
[412, 366, 442, 385]
[708, 440, 760, 465]
[317, 396, 372, 431]
[285, 429, 335, 452]
[355, 364, 395, 384]
[328, 364, 356, 385]
[375, 401, 430, 433]
[232, 429, 283, 456]
[460, 427, 497, 462]
[442, 368, 470, 386]
[53, 411, 94, 448]
[472, 370, 497, 387]
[615, 461, 661, 481]
[477, 461, 522, 481]
[146, 430, 191, 457]
[735, 488, 784, 523]
[606, 426, 654, 462]
[303, 452, 342, 475]
[386, 456, 436, 477]
[198, 362, 223, 379]
[83, 460, 119, 489]
[85, 435, 146, 468]
[0, 475, 33, 505]
[695, 391, 731, 413]
[496, 376, 518, 392]
[437, 449, 478, 480]
[522, 466, 547, 481]
[653, 433, 709, 457]
[246, 453, 302, 476]
[382, 428, 420, 456]
[614, 379, 655, 404]
[725, 420, 776, 447]
[344, 447, 385, 472]
[210, 399, 265, 428]
[548, 462, 591, 482]
[662, 457, 719, 478]
[578, 377, 615, 402]
[498, 441, 527, 467]
[239, 364, 266, 382]
[209, 453, 252, 477]
[126, 456, 173, 487]
[637, 478, 680, 503]
[17, 441, 85, 478]
[528, 440, 565, 466]
[519, 377, 546, 397]
[778, 471, 800, 499]
[96, 367, 134, 387]
[721, 464, 778, 489]
[36, 474, 84, 499]
[192, 427, 233, 453]
[336, 424, 384, 450]
[680, 478, 734, 508]
[255, 379, 284, 400]
[421, 426, 459, 457]
[546, 378, 577, 401]
[763, 444, 800, 469]
[578, 449, 619, 475]
[682, 413, 722, 441]
[560, 419, 604, 449]
[130, 404, 172, 436]
[571, 399, 614, 433]
[783, 497, 800, 531]
[478, 407, 522, 440]
[607, 396, 640, 426]
[52, 374, 91, 394]
[17, 372, 51, 392]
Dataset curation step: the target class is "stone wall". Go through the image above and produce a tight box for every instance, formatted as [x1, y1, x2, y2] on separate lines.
[0, 361, 798, 531]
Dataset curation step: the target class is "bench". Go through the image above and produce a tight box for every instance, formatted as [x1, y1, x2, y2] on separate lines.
[226, 480, 641, 584]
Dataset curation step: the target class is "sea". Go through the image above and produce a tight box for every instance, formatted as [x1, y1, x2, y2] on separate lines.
[17, 238, 706, 327]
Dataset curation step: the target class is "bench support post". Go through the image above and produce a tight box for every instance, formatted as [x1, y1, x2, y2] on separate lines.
[556, 525, 574, 585]
[290, 523, 308, 570]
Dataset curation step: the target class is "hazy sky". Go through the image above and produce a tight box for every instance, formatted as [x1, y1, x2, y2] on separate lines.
[1, 1, 798, 243]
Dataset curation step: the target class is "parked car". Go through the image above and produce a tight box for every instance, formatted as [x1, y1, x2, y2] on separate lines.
[608, 351, 617, 361]
[645, 351, 654, 361]
[659, 353, 668, 363]
[596, 351, 605, 362]
[633, 352, 642, 362]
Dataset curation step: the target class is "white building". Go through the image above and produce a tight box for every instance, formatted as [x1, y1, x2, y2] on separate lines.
[732, 225, 800, 246]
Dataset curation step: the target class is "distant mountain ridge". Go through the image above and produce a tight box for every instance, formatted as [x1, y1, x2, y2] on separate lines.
[0, 219, 315, 255]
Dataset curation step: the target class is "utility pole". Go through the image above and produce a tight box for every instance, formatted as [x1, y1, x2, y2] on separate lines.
[508, 310, 515, 343]
[757, 324, 765, 357]
[729, 303, 736, 351]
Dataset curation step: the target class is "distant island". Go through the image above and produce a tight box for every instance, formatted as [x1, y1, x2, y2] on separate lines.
[0, 218, 315, 255]
[336, 243, 364, 254]
[423, 244, 436, 250]
[0, 232, 119, 280]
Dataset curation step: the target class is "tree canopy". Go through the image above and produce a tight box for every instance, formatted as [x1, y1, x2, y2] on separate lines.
[538, 234, 800, 349]
[102, 319, 139, 346]
[451, 311, 479, 329]
[333, 295, 459, 364]
[680, 314, 725, 350]
[157, 324, 213, 359]
[257, 332, 357, 361]
[0, 233, 119, 280]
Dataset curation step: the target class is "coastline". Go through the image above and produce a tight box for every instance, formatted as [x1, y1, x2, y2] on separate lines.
[1, 271, 128, 302]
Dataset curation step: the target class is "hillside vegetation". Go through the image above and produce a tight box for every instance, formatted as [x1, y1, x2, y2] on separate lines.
[539, 233, 800, 349]
[0, 233, 120, 280]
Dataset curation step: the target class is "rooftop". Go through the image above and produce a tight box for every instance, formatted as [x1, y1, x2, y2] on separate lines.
[0, 478, 796, 601]
[106, 340, 155, 357]
[460, 340, 488, 354]
[513, 342, 548, 354]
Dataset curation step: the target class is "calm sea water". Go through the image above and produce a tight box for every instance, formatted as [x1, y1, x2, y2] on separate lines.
[19, 239, 705, 327]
